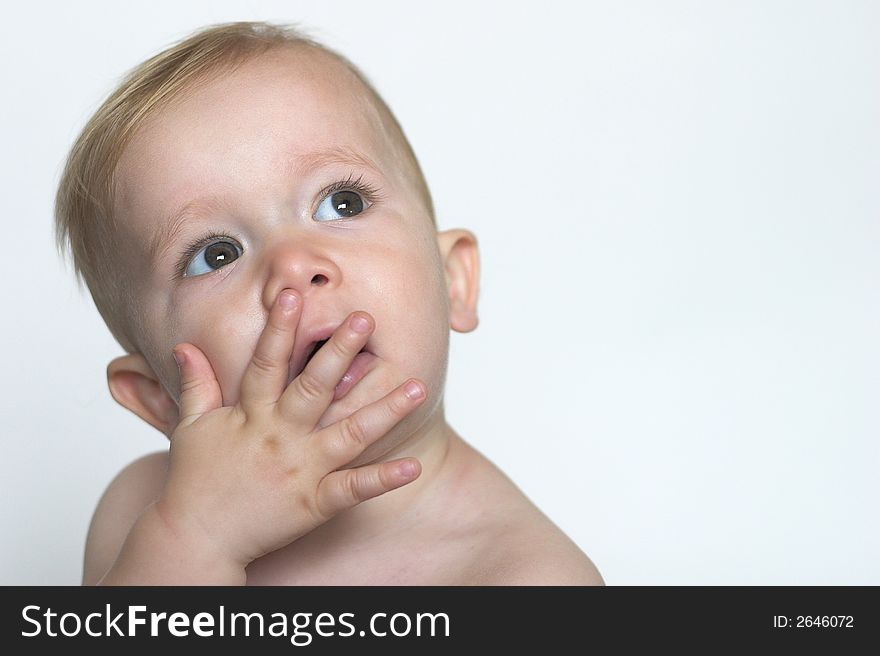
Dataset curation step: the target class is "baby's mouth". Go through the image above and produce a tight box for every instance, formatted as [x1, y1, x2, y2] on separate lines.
[302, 338, 370, 370]
[287, 333, 376, 393]
[304, 339, 329, 367]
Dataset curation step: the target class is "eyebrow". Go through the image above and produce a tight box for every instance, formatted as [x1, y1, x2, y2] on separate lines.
[148, 195, 228, 265]
[147, 146, 384, 264]
[284, 146, 383, 180]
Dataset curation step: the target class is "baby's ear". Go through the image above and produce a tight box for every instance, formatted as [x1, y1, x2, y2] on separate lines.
[437, 229, 480, 333]
[107, 354, 178, 438]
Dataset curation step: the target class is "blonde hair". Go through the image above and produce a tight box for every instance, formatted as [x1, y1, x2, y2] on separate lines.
[55, 21, 434, 353]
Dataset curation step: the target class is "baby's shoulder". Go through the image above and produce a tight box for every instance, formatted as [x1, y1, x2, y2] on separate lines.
[82, 450, 168, 585]
[470, 520, 605, 585]
[444, 442, 604, 585]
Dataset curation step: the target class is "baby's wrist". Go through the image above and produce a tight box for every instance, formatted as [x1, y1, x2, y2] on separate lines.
[137, 500, 249, 583]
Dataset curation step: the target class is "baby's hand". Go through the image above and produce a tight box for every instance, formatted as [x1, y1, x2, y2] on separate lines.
[156, 289, 425, 575]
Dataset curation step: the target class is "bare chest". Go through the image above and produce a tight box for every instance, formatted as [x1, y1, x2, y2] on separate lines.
[245, 531, 485, 586]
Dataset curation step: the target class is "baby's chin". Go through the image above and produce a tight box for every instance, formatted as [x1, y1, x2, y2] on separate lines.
[316, 365, 439, 465]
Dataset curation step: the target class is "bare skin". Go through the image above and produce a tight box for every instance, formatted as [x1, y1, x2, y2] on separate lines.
[85, 45, 603, 586]
[88, 294, 601, 585]
[98, 292, 431, 584]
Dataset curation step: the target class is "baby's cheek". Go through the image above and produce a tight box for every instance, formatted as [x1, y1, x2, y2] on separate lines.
[389, 255, 450, 387]
[182, 305, 260, 407]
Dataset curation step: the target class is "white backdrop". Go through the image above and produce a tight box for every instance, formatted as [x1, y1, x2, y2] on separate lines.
[1, 0, 877, 585]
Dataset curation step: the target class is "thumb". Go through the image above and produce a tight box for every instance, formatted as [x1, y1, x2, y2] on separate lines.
[172, 343, 222, 428]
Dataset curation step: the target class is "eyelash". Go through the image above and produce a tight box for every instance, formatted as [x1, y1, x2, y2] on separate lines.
[173, 175, 383, 280]
[322, 173, 382, 207]
[174, 229, 234, 280]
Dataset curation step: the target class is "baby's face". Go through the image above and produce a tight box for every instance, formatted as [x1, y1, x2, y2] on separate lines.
[113, 47, 453, 451]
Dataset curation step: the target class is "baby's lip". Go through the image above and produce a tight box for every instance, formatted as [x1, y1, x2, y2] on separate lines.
[287, 321, 374, 387]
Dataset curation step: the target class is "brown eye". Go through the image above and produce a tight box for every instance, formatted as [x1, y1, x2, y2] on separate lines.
[314, 189, 368, 221]
[184, 239, 242, 277]
[331, 191, 363, 216]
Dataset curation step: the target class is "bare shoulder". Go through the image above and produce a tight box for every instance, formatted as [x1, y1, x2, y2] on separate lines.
[476, 528, 605, 586]
[444, 438, 604, 586]
[82, 450, 169, 585]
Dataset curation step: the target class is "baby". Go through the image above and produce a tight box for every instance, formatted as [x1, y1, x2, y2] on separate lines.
[56, 21, 603, 585]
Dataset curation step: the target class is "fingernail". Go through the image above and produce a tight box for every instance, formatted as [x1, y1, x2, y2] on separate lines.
[397, 460, 418, 479]
[278, 291, 298, 310]
[351, 314, 371, 334]
[172, 349, 185, 368]
[404, 380, 425, 400]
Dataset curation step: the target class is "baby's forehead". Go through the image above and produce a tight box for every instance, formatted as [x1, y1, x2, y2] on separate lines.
[135, 47, 387, 154]
[114, 48, 398, 212]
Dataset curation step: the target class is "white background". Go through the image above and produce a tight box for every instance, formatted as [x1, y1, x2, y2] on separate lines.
[1, 1, 877, 585]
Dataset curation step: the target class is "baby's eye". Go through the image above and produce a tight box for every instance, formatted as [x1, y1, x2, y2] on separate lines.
[184, 239, 242, 277]
[314, 189, 370, 221]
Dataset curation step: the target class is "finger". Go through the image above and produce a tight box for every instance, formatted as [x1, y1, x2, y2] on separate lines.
[173, 343, 223, 428]
[312, 378, 427, 470]
[239, 289, 301, 412]
[316, 458, 421, 518]
[280, 311, 374, 425]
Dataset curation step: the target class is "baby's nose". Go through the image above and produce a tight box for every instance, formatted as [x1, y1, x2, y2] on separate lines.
[261, 241, 339, 310]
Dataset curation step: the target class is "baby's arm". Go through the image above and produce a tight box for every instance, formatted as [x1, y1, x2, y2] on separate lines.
[82, 451, 167, 585]
[85, 289, 426, 585]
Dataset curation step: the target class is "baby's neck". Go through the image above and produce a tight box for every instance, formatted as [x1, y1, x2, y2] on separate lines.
[248, 404, 511, 585]
[315, 407, 458, 541]
[244, 407, 471, 583]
